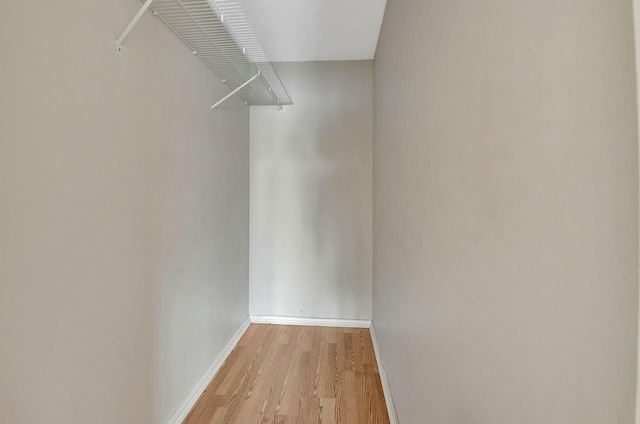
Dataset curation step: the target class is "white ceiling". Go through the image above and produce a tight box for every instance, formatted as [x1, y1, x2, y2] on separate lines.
[236, 0, 387, 62]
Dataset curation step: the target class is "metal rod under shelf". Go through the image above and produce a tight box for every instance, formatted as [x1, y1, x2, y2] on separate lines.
[116, 0, 155, 55]
[211, 72, 259, 110]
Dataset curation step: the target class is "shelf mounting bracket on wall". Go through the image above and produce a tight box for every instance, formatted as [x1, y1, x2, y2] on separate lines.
[115, 0, 292, 108]
[116, 0, 155, 55]
[211, 72, 260, 110]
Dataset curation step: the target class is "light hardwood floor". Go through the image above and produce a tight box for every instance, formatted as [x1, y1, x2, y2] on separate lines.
[182, 324, 390, 424]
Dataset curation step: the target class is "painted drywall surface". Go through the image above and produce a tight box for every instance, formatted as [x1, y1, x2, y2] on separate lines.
[634, 1, 640, 422]
[0, 2, 249, 423]
[373, 1, 638, 423]
[250, 61, 373, 320]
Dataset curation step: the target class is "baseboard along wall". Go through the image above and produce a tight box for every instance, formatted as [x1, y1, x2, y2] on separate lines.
[166, 317, 251, 424]
[369, 323, 400, 424]
[249, 315, 371, 328]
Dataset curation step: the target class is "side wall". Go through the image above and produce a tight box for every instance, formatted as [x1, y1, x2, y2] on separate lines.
[0, 2, 249, 423]
[373, 1, 639, 422]
[250, 61, 373, 320]
[634, 1, 640, 421]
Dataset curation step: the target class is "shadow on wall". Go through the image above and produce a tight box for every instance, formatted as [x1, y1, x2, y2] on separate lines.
[153, 102, 250, 423]
[250, 61, 373, 320]
[258, 112, 362, 316]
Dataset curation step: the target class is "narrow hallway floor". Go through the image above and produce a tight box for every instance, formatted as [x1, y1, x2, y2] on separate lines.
[183, 323, 390, 423]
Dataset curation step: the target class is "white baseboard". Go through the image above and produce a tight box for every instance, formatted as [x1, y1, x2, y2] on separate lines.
[250, 315, 371, 328]
[166, 317, 251, 424]
[369, 323, 399, 424]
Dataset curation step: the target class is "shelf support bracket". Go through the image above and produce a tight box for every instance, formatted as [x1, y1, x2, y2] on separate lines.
[211, 72, 260, 110]
[116, 0, 155, 55]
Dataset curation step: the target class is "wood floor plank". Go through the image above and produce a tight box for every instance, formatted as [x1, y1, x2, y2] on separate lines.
[207, 346, 245, 395]
[336, 331, 347, 372]
[280, 348, 305, 417]
[352, 329, 365, 373]
[292, 351, 312, 423]
[361, 330, 377, 369]
[366, 372, 390, 424]
[310, 328, 324, 399]
[344, 332, 355, 372]
[238, 324, 259, 346]
[182, 324, 388, 424]
[325, 326, 339, 344]
[308, 397, 321, 424]
[301, 326, 315, 352]
[214, 347, 252, 396]
[317, 342, 338, 399]
[336, 370, 358, 423]
[251, 342, 291, 424]
[303, 332, 322, 423]
[209, 406, 228, 424]
[264, 331, 301, 419]
[221, 328, 277, 424]
[182, 391, 224, 424]
[320, 397, 336, 424]
[355, 372, 368, 423]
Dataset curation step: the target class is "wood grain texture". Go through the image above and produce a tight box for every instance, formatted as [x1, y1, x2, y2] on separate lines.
[182, 324, 390, 424]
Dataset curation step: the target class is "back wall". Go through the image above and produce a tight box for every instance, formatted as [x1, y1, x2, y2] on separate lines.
[250, 61, 373, 320]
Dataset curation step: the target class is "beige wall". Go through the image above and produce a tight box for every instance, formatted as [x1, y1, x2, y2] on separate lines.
[250, 61, 373, 320]
[0, 1, 249, 423]
[373, 1, 639, 423]
[634, 1, 640, 421]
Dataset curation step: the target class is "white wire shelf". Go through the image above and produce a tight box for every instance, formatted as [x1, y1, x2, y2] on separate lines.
[117, 0, 292, 109]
